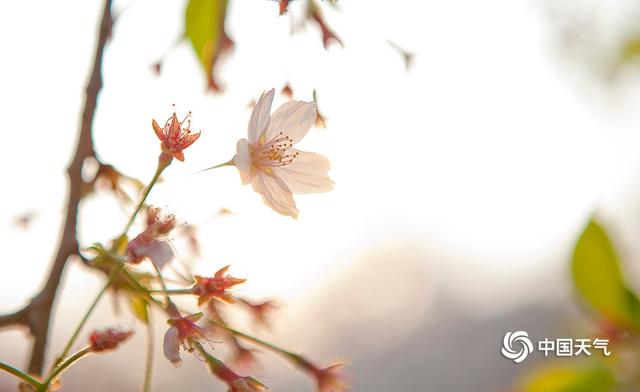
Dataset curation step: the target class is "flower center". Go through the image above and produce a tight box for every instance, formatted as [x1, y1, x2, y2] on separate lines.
[256, 132, 299, 167]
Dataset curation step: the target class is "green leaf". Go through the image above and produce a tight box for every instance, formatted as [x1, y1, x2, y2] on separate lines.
[521, 364, 616, 392]
[128, 294, 149, 324]
[572, 218, 639, 327]
[622, 38, 640, 61]
[185, 0, 229, 90]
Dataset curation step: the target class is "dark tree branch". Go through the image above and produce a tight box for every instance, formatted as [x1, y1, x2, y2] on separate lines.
[0, 309, 27, 329]
[0, 0, 113, 376]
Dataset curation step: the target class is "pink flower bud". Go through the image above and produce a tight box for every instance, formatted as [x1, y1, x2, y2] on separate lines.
[89, 328, 133, 353]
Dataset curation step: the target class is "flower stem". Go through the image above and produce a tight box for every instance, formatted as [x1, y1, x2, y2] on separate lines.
[192, 340, 216, 365]
[41, 348, 90, 391]
[147, 288, 192, 295]
[191, 340, 234, 381]
[0, 360, 42, 388]
[143, 314, 154, 392]
[150, 261, 171, 306]
[195, 159, 233, 174]
[55, 263, 123, 367]
[123, 158, 169, 235]
[209, 321, 299, 363]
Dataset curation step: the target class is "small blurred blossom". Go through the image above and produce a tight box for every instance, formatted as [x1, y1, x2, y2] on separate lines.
[307, 1, 343, 49]
[313, 90, 327, 128]
[239, 298, 280, 330]
[88, 328, 134, 353]
[181, 224, 201, 256]
[278, 0, 290, 15]
[387, 40, 415, 71]
[89, 164, 144, 204]
[127, 207, 176, 269]
[152, 110, 201, 162]
[233, 89, 333, 218]
[315, 110, 326, 128]
[314, 363, 350, 392]
[13, 210, 38, 230]
[217, 207, 234, 216]
[192, 265, 246, 305]
[281, 83, 293, 98]
[232, 342, 259, 372]
[163, 312, 214, 367]
[294, 358, 350, 392]
[144, 207, 176, 235]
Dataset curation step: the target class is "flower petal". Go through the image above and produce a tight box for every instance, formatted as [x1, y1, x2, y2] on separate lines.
[180, 131, 201, 150]
[152, 119, 164, 141]
[214, 265, 230, 278]
[145, 240, 174, 270]
[279, 150, 334, 194]
[185, 312, 204, 323]
[173, 151, 185, 162]
[251, 172, 298, 218]
[233, 138, 253, 185]
[169, 113, 181, 137]
[265, 100, 316, 144]
[131, 239, 174, 270]
[248, 89, 275, 144]
[163, 326, 182, 367]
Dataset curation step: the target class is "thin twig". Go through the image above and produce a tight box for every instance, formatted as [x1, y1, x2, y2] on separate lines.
[41, 348, 91, 391]
[143, 314, 154, 392]
[0, 360, 42, 388]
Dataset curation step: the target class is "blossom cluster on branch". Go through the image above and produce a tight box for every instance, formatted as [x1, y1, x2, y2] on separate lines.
[1, 90, 347, 392]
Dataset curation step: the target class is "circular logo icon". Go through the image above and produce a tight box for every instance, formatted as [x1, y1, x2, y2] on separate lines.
[501, 331, 534, 363]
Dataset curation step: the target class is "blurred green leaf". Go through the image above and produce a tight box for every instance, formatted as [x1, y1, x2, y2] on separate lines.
[521, 364, 616, 392]
[128, 294, 149, 324]
[572, 218, 640, 327]
[185, 0, 230, 90]
[622, 38, 640, 61]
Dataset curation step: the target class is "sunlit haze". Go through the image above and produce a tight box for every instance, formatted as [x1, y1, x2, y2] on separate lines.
[2, 0, 640, 390]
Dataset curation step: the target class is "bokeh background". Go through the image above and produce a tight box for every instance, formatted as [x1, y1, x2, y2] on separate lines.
[3, 0, 640, 390]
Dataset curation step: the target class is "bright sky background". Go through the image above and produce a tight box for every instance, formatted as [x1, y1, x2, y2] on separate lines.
[2, 0, 640, 390]
[2, 0, 640, 322]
